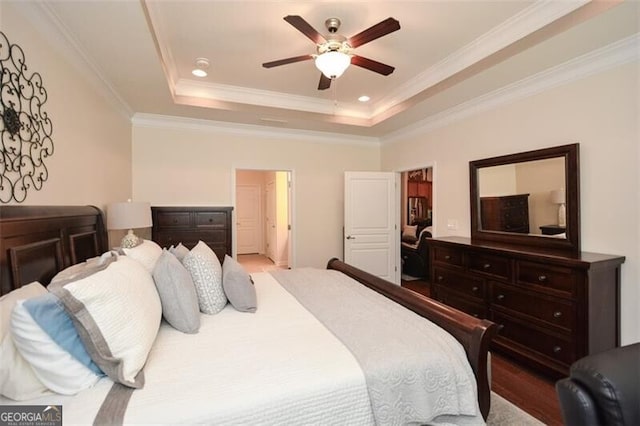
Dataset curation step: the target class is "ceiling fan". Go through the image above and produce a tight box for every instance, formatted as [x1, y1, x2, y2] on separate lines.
[262, 15, 400, 90]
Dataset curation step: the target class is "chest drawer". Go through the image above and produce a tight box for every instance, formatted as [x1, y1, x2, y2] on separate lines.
[490, 281, 574, 331]
[492, 312, 575, 366]
[433, 246, 463, 267]
[468, 253, 511, 280]
[156, 212, 190, 228]
[433, 267, 484, 300]
[434, 290, 487, 319]
[195, 212, 227, 228]
[517, 261, 576, 294]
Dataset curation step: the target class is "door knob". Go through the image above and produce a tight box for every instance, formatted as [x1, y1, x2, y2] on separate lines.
[346, 235, 356, 240]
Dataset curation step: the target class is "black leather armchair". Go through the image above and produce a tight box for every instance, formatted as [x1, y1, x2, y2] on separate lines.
[556, 343, 640, 426]
[401, 219, 431, 278]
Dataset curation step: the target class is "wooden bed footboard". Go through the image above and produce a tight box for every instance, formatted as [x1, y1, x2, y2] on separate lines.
[327, 258, 500, 420]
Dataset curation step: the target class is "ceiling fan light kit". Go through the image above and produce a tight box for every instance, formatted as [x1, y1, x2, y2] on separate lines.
[263, 15, 400, 90]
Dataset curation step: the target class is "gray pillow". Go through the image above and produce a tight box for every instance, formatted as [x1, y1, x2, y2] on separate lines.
[152, 250, 200, 333]
[222, 255, 257, 313]
[169, 243, 189, 262]
[183, 241, 226, 315]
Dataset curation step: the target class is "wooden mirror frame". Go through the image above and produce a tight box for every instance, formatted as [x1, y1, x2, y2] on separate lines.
[470, 143, 580, 253]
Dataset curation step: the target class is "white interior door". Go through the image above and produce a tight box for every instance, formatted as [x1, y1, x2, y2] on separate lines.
[344, 171, 399, 284]
[236, 184, 261, 254]
[266, 180, 276, 262]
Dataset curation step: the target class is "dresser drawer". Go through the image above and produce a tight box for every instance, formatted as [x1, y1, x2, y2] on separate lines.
[433, 289, 487, 319]
[468, 253, 511, 280]
[517, 261, 576, 294]
[433, 267, 484, 300]
[154, 230, 227, 247]
[156, 212, 190, 228]
[195, 212, 227, 228]
[492, 312, 575, 365]
[432, 246, 463, 267]
[490, 281, 574, 331]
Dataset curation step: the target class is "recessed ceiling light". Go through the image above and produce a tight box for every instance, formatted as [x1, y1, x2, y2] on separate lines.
[192, 58, 210, 78]
[358, 95, 370, 102]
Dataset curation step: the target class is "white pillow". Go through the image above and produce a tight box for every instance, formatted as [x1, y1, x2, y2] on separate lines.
[0, 282, 50, 400]
[11, 300, 101, 395]
[51, 256, 162, 388]
[123, 239, 162, 273]
[182, 241, 226, 314]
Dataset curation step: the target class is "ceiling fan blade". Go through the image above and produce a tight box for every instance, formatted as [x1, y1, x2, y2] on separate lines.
[348, 17, 400, 48]
[318, 73, 331, 90]
[262, 54, 313, 68]
[284, 15, 326, 44]
[351, 55, 395, 76]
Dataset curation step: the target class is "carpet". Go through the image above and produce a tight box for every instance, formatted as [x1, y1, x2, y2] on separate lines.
[401, 273, 421, 281]
[487, 392, 545, 425]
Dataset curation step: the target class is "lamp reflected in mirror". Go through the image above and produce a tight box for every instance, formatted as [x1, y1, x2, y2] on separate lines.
[550, 189, 566, 227]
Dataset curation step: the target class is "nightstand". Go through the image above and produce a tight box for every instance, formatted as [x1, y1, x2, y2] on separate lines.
[539, 224, 566, 235]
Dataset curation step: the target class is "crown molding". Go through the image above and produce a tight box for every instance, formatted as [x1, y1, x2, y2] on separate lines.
[381, 33, 639, 145]
[131, 113, 381, 147]
[372, 0, 590, 117]
[15, 1, 134, 120]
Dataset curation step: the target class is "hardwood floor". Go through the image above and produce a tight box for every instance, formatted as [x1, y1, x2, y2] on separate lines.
[401, 278, 563, 425]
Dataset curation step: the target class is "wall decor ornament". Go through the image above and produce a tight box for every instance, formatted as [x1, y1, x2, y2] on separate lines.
[0, 31, 54, 203]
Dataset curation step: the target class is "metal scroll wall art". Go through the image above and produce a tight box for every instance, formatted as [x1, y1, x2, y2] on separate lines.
[0, 31, 54, 203]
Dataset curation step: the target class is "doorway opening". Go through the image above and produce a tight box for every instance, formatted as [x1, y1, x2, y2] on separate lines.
[235, 169, 293, 272]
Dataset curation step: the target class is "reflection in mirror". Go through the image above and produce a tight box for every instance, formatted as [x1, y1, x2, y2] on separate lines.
[469, 143, 580, 253]
[477, 157, 566, 238]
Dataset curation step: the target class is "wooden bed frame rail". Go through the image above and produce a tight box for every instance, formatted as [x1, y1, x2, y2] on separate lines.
[327, 258, 500, 420]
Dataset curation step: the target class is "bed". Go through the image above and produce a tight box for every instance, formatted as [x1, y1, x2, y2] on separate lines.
[0, 205, 499, 424]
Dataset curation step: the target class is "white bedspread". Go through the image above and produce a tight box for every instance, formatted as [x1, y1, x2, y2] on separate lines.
[2, 272, 374, 425]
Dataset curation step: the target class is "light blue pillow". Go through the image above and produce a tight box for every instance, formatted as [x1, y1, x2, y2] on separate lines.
[23, 293, 104, 376]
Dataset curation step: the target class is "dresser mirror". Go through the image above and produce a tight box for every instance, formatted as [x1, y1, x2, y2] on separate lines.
[470, 144, 580, 253]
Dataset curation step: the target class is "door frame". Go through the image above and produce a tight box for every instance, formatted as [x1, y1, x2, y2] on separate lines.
[232, 167, 296, 268]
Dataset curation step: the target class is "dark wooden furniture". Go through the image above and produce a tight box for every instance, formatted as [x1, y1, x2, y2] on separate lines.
[328, 258, 499, 420]
[0, 205, 107, 295]
[151, 206, 232, 263]
[471, 144, 580, 253]
[480, 194, 530, 233]
[401, 220, 431, 278]
[540, 224, 566, 235]
[0, 206, 498, 422]
[427, 236, 624, 378]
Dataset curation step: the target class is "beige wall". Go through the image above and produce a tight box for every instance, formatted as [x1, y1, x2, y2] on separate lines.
[1, 3, 132, 211]
[381, 63, 639, 344]
[132, 123, 380, 268]
[515, 158, 565, 233]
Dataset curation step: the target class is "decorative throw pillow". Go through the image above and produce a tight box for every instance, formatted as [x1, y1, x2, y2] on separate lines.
[0, 282, 51, 400]
[49, 250, 117, 287]
[222, 255, 257, 313]
[11, 299, 102, 395]
[168, 243, 190, 262]
[51, 256, 162, 388]
[402, 225, 417, 239]
[122, 239, 163, 273]
[152, 250, 200, 333]
[182, 241, 226, 314]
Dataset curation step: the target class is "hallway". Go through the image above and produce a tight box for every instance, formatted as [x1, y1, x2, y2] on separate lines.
[237, 254, 287, 273]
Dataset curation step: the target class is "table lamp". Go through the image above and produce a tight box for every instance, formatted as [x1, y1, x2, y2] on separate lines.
[106, 200, 152, 248]
[550, 189, 566, 227]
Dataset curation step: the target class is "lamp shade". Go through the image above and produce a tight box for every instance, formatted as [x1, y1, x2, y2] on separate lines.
[550, 189, 565, 204]
[106, 201, 152, 230]
[315, 51, 351, 79]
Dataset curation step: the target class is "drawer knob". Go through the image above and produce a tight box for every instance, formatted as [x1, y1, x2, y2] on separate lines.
[553, 346, 562, 354]
[538, 275, 548, 282]
[483, 263, 491, 270]
[444, 255, 451, 260]
[472, 286, 479, 292]
[173, 219, 178, 224]
[209, 218, 213, 222]
[437, 275, 444, 282]
[553, 311, 563, 318]
[472, 313, 479, 318]
[496, 294, 505, 301]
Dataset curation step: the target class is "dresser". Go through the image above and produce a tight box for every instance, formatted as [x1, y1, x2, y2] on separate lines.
[151, 207, 233, 263]
[427, 236, 624, 377]
[480, 194, 530, 233]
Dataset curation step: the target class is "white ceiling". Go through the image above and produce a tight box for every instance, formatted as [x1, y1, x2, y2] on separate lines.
[19, 1, 640, 139]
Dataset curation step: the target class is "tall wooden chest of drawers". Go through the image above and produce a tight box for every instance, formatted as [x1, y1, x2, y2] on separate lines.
[151, 206, 233, 263]
[480, 194, 530, 233]
[427, 236, 624, 377]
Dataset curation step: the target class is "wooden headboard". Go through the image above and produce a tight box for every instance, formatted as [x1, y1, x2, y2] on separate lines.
[0, 205, 107, 296]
